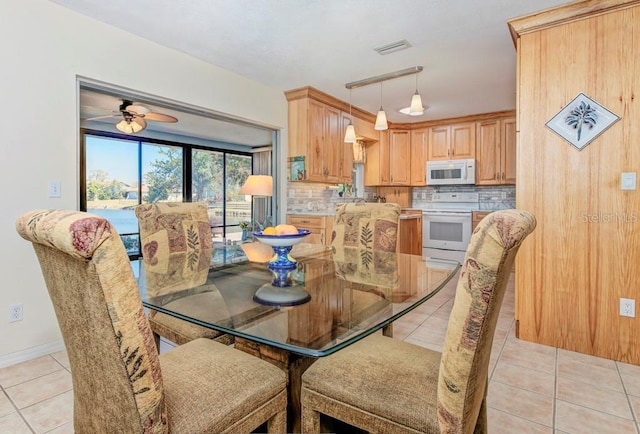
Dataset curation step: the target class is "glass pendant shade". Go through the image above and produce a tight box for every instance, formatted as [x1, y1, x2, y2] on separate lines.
[344, 123, 356, 143]
[374, 107, 388, 130]
[409, 92, 424, 115]
[116, 119, 143, 134]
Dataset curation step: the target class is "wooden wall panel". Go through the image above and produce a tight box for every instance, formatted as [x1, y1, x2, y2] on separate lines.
[515, 4, 640, 363]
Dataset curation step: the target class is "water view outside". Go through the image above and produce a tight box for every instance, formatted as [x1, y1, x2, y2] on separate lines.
[84, 135, 253, 255]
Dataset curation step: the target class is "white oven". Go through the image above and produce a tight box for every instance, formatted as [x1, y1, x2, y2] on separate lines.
[421, 192, 478, 262]
[426, 159, 475, 185]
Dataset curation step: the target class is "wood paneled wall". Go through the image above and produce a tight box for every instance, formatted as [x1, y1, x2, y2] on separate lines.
[511, 0, 640, 364]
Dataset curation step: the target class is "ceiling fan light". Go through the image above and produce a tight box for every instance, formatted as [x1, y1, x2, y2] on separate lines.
[116, 119, 143, 134]
[374, 107, 388, 130]
[344, 123, 356, 143]
[409, 92, 424, 115]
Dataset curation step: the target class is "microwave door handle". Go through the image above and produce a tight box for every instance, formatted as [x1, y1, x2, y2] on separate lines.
[462, 163, 467, 180]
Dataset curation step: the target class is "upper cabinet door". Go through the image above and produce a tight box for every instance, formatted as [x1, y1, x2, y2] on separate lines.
[475, 120, 501, 185]
[502, 117, 516, 184]
[450, 123, 476, 159]
[410, 128, 427, 186]
[389, 130, 410, 185]
[428, 126, 451, 160]
[307, 99, 327, 181]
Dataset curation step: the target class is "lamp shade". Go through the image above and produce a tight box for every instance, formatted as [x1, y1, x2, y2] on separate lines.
[409, 92, 424, 115]
[374, 107, 388, 131]
[344, 124, 356, 143]
[239, 175, 273, 196]
[116, 119, 144, 134]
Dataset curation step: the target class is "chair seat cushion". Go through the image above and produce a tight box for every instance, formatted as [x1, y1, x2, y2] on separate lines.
[149, 311, 233, 345]
[160, 338, 286, 433]
[302, 333, 441, 432]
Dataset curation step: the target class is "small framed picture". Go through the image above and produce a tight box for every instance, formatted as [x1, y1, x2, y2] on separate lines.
[289, 156, 305, 181]
[546, 93, 620, 151]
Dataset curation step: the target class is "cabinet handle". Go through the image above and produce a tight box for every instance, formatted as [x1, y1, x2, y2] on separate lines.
[452, 148, 455, 156]
[495, 172, 499, 179]
[502, 172, 505, 180]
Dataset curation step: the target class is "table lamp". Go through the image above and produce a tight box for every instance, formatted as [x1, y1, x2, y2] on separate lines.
[239, 174, 273, 232]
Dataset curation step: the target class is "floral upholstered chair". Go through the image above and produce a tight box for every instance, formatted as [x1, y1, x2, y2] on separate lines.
[135, 202, 233, 348]
[301, 209, 536, 433]
[16, 209, 287, 433]
[331, 202, 401, 252]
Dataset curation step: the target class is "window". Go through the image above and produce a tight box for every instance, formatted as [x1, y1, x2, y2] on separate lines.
[81, 131, 252, 258]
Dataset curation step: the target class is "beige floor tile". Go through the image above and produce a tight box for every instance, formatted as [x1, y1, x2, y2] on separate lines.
[627, 394, 640, 420]
[50, 351, 70, 370]
[621, 372, 640, 397]
[617, 361, 640, 378]
[487, 381, 554, 427]
[0, 391, 16, 418]
[403, 338, 443, 353]
[0, 356, 63, 388]
[556, 376, 633, 420]
[394, 310, 428, 327]
[410, 301, 440, 316]
[6, 369, 73, 409]
[0, 412, 32, 434]
[557, 348, 617, 371]
[492, 361, 555, 396]
[555, 400, 637, 434]
[46, 421, 74, 433]
[557, 359, 624, 393]
[499, 338, 556, 374]
[487, 408, 552, 434]
[21, 390, 73, 434]
[390, 322, 416, 340]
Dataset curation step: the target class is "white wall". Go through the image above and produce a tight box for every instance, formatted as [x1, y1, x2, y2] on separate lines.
[0, 0, 288, 364]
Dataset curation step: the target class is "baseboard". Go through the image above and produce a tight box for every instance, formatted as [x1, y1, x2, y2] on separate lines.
[0, 340, 66, 368]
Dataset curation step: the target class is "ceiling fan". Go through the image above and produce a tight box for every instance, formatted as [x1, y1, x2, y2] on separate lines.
[87, 99, 178, 134]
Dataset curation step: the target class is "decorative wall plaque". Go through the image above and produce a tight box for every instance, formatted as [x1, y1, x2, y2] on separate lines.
[546, 93, 620, 151]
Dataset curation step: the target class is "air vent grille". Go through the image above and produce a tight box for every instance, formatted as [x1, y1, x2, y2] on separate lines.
[374, 40, 412, 55]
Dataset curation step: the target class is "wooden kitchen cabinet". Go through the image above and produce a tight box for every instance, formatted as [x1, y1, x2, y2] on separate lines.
[287, 97, 341, 183]
[428, 122, 476, 161]
[364, 129, 411, 186]
[286, 215, 334, 245]
[397, 210, 422, 255]
[410, 128, 428, 186]
[375, 187, 412, 208]
[472, 211, 491, 231]
[475, 117, 516, 185]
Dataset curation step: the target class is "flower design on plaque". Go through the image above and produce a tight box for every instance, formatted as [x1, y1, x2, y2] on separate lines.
[546, 93, 620, 151]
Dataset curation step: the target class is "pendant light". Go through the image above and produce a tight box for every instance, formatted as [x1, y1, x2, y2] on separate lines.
[409, 72, 424, 116]
[344, 88, 356, 143]
[374, 82, 388, 131]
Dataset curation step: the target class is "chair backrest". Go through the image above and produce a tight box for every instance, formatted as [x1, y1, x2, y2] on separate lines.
[437, 209, 536, 433]
[331, 202, 401, 252]
[16, 210, 167, 433]
[135, 202, 213, 297]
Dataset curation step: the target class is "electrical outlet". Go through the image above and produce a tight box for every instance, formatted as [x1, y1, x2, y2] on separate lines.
[620, 298, 635, 318]
[9, 303, 23, 322]
[48, 181, 61, 198]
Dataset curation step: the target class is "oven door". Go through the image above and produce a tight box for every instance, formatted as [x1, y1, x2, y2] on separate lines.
[423, 211, 472, 251]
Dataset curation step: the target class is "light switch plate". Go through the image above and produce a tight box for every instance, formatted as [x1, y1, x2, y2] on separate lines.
[621, 172, 636, 190]
[48, 181, 61, 198]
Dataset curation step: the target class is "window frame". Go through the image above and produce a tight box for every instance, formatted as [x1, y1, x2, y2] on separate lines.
[80, 128, 254, 258]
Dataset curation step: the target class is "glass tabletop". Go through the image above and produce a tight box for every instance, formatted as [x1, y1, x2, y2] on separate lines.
[136, 242, 460, 357]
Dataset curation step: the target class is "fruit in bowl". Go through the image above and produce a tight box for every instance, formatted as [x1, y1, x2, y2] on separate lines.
[261, 224, 299, 236]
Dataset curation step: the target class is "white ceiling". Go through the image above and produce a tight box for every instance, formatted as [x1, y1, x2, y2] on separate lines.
[57, 0, 569, 141]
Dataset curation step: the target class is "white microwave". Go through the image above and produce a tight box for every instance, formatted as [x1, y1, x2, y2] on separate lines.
[426, 159, 476, 185]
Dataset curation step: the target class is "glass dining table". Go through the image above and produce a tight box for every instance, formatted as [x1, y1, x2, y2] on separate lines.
[136, 241, 460, 431]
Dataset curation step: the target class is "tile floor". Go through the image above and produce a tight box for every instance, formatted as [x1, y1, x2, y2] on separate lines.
[1, 272, 640, 433]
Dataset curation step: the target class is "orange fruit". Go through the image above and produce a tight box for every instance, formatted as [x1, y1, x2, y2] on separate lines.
[275, 224, 298, 235]
[262, 227, 277, 235]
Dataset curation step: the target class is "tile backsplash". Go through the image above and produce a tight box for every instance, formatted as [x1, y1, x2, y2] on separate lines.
[286, 182, 515, 214]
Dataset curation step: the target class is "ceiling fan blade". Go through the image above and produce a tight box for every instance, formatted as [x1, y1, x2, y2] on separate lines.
[144, 112, 178, 123]
[86, 114, 118, 121]
[125, 104, 150, 115]
[133, 117, 147, 129]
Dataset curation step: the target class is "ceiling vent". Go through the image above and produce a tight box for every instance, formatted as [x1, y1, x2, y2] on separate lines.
[374, 40, 412, 55]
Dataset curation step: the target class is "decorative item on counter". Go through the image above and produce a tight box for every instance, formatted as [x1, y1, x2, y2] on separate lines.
[239, 220, 251, 241]
[289, 156, 306, 181]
